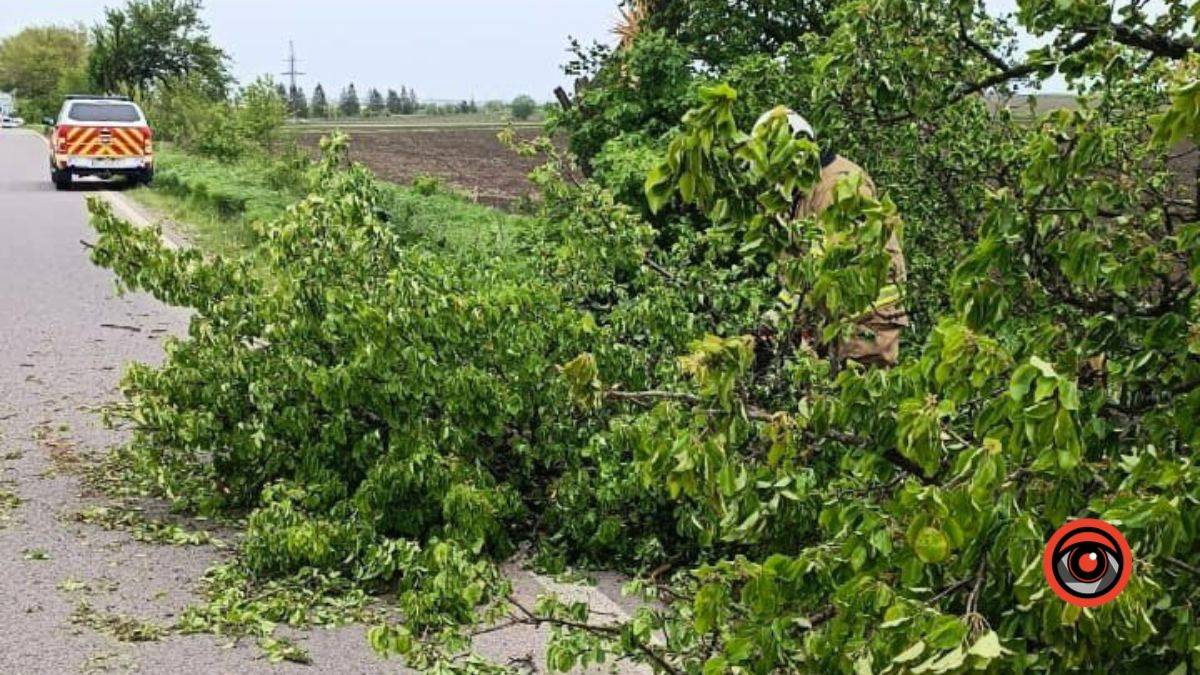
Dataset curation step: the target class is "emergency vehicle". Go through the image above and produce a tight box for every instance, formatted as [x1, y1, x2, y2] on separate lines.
[46, 96, 154, 190]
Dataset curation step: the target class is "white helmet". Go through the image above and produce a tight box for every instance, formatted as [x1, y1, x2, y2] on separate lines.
[754, 106, 815, 139]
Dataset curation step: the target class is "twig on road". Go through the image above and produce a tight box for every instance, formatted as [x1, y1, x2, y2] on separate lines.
[100, 324, 142, 333]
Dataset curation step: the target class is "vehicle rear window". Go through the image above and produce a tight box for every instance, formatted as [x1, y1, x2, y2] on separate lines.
[68, 103, 141, 123]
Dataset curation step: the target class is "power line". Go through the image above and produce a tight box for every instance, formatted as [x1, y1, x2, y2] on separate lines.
[281, 40, 305, 93]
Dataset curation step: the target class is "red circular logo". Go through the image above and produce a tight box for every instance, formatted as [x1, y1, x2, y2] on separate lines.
[1043, 518, 1132, 607]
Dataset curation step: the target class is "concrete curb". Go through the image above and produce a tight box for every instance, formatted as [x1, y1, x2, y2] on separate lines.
[97, 189, 183, 250]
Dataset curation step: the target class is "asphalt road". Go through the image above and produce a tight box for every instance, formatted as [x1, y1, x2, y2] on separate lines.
[0, 130, 642, 674]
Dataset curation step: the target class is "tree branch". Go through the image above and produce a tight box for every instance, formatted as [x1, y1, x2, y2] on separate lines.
[882, 449, 937, 484]
[887, 18, 1196, 128]
[929, 577, 973, 603]
[954, 30, 1098, 101]
[1101, 378, 1200, 418]
[605, 389, 701, 405]
[604, 389, 778, 422]
[957, 16, 1011, 72]
[804, 605, 837, 630]
[880, 30, 1098, 125]
[643, 255, 680, 284]
[553, 86, 573, 110]
[1110, 22, 1196, 59]
[965, 558, 988, 616]
[509, 598, 682, 675]
[1166, 555, 1200, 576]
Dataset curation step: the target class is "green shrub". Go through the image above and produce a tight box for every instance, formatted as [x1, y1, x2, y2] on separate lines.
[510, 95, 537, 121]
[235, 77, 286, 152]
[143, 75, 285, 161]
[410, 174, 442, 196]
[551, 30, 694, 172]
[262, 147, 315, 193]
[189, 113, 248, 162]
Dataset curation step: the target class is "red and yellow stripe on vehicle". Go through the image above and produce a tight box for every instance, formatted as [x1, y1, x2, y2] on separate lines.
[61, 126, 150, 157]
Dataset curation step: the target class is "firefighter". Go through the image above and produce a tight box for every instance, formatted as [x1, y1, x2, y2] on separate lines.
[759, 108, 909, 367]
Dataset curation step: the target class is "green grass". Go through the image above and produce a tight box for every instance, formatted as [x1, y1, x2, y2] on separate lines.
[381, 181, 534, 257]
[128, 145, 536, 261]
[126, 188, 258, 257]
[127, 147, 297, 257]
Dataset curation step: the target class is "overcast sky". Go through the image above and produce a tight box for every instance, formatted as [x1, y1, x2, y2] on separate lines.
[0, 0, 620, 102]
[1, 1, 1036, 102]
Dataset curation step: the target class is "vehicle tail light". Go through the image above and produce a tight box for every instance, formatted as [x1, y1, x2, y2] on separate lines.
[138, 126, 153, 154]
[54, 125, 74, 154]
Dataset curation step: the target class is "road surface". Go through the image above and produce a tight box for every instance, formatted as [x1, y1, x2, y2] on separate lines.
[0, 130, 642, 674]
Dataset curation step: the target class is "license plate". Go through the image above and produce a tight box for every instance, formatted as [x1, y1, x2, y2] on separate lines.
[71, 157, 142, 170]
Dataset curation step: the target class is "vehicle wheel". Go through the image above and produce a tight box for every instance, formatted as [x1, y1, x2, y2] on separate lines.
[52, 170, 72, 191]
[137, 168, 154, 186]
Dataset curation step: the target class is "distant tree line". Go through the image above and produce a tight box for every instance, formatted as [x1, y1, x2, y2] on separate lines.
[291, 82, 543, 121]
[269, 82, 423, 119]
[0, 0, 545, 124]
[0, 0, 229, 120]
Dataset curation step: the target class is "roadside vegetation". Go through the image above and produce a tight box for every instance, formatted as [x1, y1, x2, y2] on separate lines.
[128, 137, 532, 258]
[2, 0, 1195, 672]
[125, 148, 294, 255]
[0, 25, 89, 121]
[0, 0, 230, 123]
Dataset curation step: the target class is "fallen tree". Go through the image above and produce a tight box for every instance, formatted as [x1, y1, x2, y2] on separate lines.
[89, 1, 1200, 672]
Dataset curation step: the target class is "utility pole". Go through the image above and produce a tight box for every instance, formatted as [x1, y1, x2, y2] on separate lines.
[281, 40, 305, 94]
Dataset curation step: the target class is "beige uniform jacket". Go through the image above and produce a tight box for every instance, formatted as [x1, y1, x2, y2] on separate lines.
[793, 155, 908, 366]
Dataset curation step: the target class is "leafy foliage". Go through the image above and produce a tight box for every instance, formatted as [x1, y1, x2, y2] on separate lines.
[88, 1, 1200, 673]
[90, 135, 590, 665]
[141, 75, 285, 161]
[310, 83, 330, 119]
[637, 0, 831, 69]
[88, 0, 230, 98]
[532, 2, 1200, 672]
[553, 29, 695, 171]
[339, 83, 361, 117]
[511, 95, 538, 121]
[0, 25, 89, 120]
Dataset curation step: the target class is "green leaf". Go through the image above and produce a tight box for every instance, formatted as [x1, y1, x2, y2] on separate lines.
[893, 641, 926, 663]
[925, 616, 967, 650]
[1009, 364, 1038, 401]
[1029, 356, 1057, 378]
[967, 631, 1004, 660]
[914, 527, 950, 564]
[703, 656, 729, 675]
